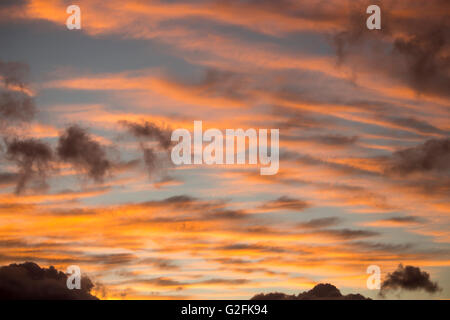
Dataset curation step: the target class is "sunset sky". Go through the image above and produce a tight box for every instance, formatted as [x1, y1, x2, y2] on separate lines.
[0, 0, 449, 299]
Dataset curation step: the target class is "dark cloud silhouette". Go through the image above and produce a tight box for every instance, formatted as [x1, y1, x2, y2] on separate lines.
[57, 125, 111, 182]
[380, 264, 441, 296]
[4, 138, 53, 194]
[251, 283, 369, 300]
[0, 262, 98, 300]
[386, 138, 450, 175]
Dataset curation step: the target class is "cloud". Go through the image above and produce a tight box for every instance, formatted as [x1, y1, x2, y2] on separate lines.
[141, 258, 179, 270]
[393, 26, 449, 97]
[0, 61, 35, 130]
[380, 264, 441, 296]
[218, 243, 286, 253]
[0, 262, 98, 300]
[380, 216, 424, 225]
[0, 91, 35, 124]
[0, 172, 18, 186]
[119, 120, 172, 150]
[4, 137, 54, 194]
[331, 0, 450, 98]
[317, 228, 379, 240]
[57, 125, 112, 182]
[261, 196, 309, 211]
[119, 120, 173, 177]
[0, 60, 30, 88]
[298, 217, 342, 229]
[386, 138, 450, 175]
[251, 283, 369, 300]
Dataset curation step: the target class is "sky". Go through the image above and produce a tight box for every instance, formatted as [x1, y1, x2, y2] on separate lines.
[0, 0, 449, 299]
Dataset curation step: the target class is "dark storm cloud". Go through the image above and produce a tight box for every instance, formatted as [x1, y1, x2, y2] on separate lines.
[386, 138, 450, 175]
[57, 125, 111, 182]
[298, 217, 342, 229]
[0, 262, 98, 300]
[4, 138, 53, 194]
[261, 196, 309, 211]
[380, 264, 441, 296]
[251, 283, 369, 300]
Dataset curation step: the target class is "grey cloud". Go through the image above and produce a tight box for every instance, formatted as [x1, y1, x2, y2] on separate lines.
[261, 196, 309, 211]
[120, 120, 172, 150]
[57, 125, 112, 182]
[4, 138, 54, 194]
[0, 60, 30, 88]
[318, 228, 379, 240]
[119, 120, 173, 177]
[380, 264, 441, 296]
[0, 91, 35, 124]
[298, 217, 342, 229]
[386, 138, 450, 175]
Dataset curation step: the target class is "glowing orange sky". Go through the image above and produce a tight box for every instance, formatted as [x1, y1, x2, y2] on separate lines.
[0, 0, 449, 299]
